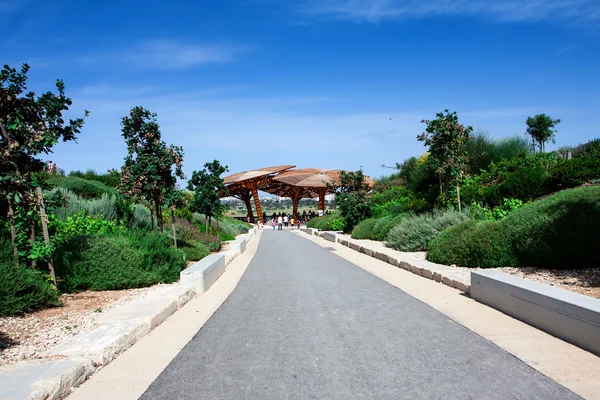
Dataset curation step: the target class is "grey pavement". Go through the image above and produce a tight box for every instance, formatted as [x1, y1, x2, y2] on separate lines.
[140, 230, 580, 400]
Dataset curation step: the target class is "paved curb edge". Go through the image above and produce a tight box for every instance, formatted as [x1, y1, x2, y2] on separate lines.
[300, 228, 471, 294]
[0, 226, 260, 400]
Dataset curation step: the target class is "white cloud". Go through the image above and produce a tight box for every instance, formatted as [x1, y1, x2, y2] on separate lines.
[297, 0, 600, 25]
[80, 40, 250, 70]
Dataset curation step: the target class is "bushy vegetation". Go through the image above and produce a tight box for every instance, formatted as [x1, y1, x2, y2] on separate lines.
[47, 175, 118, 199]
[68, 169, 121, 188]
[371, 214, 407, 241]
[54, 231, 186, 292]
[429, 186, 600, 269]
[307, 213, 347, 231]
[386, 209, 472, 252]
[0, 238, 61, 316]
[351, 218, 377, 239]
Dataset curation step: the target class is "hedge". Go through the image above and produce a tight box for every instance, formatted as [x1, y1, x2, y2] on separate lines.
[428, 186, 600, 269]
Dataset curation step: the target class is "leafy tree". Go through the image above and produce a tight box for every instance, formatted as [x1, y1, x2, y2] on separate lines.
[526, 114, 561, 153]
[187, 160, 228, 234]
[333, 169, 372, 232]
[418, 110, 473, 210]
[0, 63, 88, 259]
[119, 106, 184, 232]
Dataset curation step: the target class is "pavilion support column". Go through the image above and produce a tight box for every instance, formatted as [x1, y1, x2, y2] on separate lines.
[291, 188, 301, 219]
[318, 187, 327, 213]
[242, 192, 255, 223]
[251, 187, 264, 223]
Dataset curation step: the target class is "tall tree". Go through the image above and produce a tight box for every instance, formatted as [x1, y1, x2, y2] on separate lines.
[418, 110, 473, 210]
[526, 114, 561, 153]
[333, 169, 372, 232]
[187, 160, 228, 234]
[0, 63, 87, 258]
[119, 106, 184, 232]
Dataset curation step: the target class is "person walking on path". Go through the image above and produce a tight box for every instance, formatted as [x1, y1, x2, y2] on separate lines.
[271, 219, 276, 231]
[277, 215, 283, 231]
[283, 215, 289, 228]
[296, 219, 301, 229]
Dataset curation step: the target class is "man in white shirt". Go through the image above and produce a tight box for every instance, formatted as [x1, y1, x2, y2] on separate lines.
[277, 215, 283, 231]
[283, 215, 289, 228]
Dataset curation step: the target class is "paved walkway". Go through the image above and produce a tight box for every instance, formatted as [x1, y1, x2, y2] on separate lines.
[140, 230, 579, 400]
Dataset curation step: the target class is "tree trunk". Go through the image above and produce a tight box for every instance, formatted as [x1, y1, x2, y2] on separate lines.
[171, 209, 177, 248]
[149, 202, 155, 233]
[26, 203, 36, 268]
[438, 173, 443, 197]
[155, 197, 163, 232]
[456, 182, 462, 212]
[37, 187, 56, 286]
[7, 198, 19, 260]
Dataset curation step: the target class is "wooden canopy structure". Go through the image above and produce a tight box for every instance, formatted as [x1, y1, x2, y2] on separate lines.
[223, 166, 371, 223]
[223, 165, 295, 223]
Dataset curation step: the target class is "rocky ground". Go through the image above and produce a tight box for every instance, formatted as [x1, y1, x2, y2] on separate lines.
[0, 286, 160, 367]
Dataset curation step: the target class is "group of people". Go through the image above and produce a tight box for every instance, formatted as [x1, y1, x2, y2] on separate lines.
[270, 212, 301, 231]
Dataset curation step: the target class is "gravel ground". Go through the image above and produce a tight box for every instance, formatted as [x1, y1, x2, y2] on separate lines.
[0, 285, 171, 367]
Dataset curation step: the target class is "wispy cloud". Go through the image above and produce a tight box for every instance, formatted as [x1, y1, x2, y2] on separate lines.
[297, 0, 600, 25]
[80, 40, 250, 70]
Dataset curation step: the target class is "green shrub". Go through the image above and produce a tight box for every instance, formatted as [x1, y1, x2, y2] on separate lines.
[506, 185, 600, 269]
[180, 242, 210, 262]
[386, 209, 471, 252]
[462, 153, 554, 207]
[428, 186, 600, 269]
[428, 220, 519, 268]
[47, 176, 117, 199]
[69, 170, 121, 188]
[55, 231, 186, 292]
[469, 198, 527, 221]
[219, 231, 235, 241]
[549, 156, 600, 189]
[176, 219, 221, 252]
[370, 214, 407, 241]
[351, 218, 377, 239]
[330, 217, 347, 232]
[0, 238, 60, 316]
[132, 204, 152, 230]
[573, 138, 600, 159]
[307, 213, 344, 231]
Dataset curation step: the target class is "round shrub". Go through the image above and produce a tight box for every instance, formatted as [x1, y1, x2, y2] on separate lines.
[351, 218, 376, 240]
[370, 214, 407, 241]
[307, 213, 344, 231]
[505, 185, 600, 269]
[428, 220, 519, 268]
[385, 209, 471, 252]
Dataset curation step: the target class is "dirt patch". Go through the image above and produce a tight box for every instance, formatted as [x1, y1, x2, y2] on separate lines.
[0, 286, 157, 367]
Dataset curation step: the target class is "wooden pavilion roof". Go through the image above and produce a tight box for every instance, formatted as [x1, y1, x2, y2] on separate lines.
[223, 165, 295, 185]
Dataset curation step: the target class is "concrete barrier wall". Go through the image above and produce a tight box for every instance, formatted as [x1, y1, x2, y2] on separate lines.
[471, 270, 600, 356]
[180, 254, 226, 293]
[228, 237, 247, 255]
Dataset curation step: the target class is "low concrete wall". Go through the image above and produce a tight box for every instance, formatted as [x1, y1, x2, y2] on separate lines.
[471, 270, 600, 356]
[228, 237, 247, 255]
[179, 254, 226, 293]
[323, 232, 337, 243]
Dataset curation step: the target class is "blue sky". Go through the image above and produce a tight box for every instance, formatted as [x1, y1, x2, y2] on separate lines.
[2, 0, 600, 181]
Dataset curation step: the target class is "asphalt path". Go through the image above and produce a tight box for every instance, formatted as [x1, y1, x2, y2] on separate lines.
[140, 230, 580, 400]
